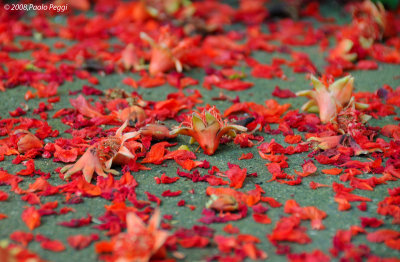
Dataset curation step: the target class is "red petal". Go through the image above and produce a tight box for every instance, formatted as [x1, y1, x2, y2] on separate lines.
[10, 231, 34, 247]
[284, 135, 302, 144]
[360, 217, 383, 228]
[67, 234, 99, 250]
[58, 214, 92, 228]
[272, 86, 296, 98]
[17, 159, 35, 176]
[321, 168, 343, 175]
[179, 235, 209, 248]
[141, 142, 172, 164]
[40, 239, 65, 252]
[238, 152, 254, 160]
[21, 206, 41, 230]
[0, 190, 9, 201]
[161, 189, 182, 197]
[253, 213, 271, 224]
[154, 174, 180, 184]
[385, 238, 400, 250]
[226, 164, 247, 189]
[21, 193, 41, 205]
[367, 229, 400, 242]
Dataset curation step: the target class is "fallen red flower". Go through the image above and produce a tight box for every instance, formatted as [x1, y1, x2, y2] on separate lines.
[95, 209, 169, 261]
[171, 106, 247, 155]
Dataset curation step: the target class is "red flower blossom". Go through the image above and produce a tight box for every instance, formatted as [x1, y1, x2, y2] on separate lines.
[140, 26, 193, 75]
[297, 75, 368, 123]
[61, 121, 140, 182]
[95, 209, 169, 262]
[171, 106, 247, 155]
